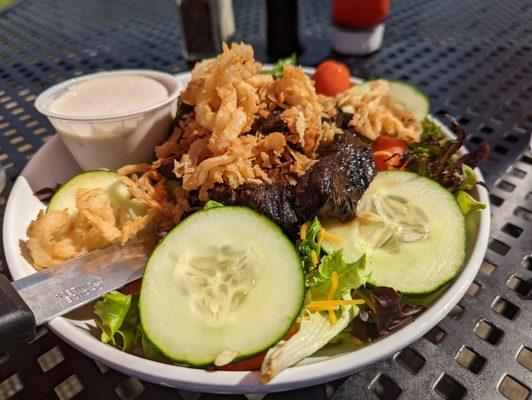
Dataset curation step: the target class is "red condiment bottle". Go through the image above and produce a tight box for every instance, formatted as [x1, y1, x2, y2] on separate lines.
[331, 0, 390, 55]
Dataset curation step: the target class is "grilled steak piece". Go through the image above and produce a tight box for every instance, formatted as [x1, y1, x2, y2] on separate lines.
[295, 132, 376, 221]
[156, 159, 177, 179]
[209, 180, 299, 237]
[248, 108, 289, 136]
[334, 112, 353, 130]
[209, 131, 375, 234]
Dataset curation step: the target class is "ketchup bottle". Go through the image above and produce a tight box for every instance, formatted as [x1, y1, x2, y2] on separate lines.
[331, 0, 390, 55]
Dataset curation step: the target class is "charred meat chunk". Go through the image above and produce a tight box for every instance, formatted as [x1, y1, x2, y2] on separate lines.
[334, 111, 353, 130]
[175, 101, 194, 120]
[332, 112, 372, 144]
[295, 132, 376, 221]
[209, 181, 298, 237]
[248, 108, 289, 136]
[156, 159, 177, 179]
[208, 132, 375, 233]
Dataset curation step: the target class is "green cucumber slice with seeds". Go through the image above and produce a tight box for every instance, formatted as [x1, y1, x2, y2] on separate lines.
[346, 80, 430, 122]
[322, 171, 465, 296]
[139, 206, 305, 367]
[48, 170, 146, 219]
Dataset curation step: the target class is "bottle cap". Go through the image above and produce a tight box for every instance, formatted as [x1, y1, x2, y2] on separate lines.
[331, 23, 385, 55]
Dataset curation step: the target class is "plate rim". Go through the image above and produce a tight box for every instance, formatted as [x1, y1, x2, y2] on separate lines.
[2, 70, 490, 394]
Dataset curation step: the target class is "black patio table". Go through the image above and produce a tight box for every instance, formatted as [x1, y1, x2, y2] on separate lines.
[0, 0, 530, 399]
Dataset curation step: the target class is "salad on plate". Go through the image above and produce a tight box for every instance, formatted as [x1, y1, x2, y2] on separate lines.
[23, 43, 488, 383]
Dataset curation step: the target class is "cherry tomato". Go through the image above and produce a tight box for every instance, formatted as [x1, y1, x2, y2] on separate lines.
[217, 353, 266, 371]
[284, 325, 299, 341]
[121, 279, 142, 295]
[314, 60, 351, 96]
[217, 325, 299, 371]
[372, 135, 408, 171]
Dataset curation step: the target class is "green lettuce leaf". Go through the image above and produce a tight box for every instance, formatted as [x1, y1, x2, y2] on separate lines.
[262, 54, 297, 78]
[262, 218, 368, 381]
[456, 190, 486, 215]
[261, 249, 367, 379]
[94, 291, 130, 341]
[203, 200, 223, 210]
[261, 301, 357, 383]
[420, 117, 441, 141]
[459, 164, 478, 191]
[94, 291, 140, 352]
[306, 250, 368, 300]
[299, 217, 323, 272]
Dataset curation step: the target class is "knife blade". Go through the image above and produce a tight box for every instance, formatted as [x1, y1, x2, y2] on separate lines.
[0, 234, 157, 351]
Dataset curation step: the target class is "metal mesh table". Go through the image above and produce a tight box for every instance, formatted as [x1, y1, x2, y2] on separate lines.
[0, 0, 530, 399]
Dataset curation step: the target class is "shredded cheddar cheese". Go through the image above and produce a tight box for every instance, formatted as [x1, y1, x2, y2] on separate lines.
[329, 309, 338, 325]
[300, 221, 311, 240]
[322, 231, 343, 243]
[327, 271, 339, 300]
[310, 250, 319, 266]
[354, 289, 376, 314]
[327, 271, 339, 324]
[317, 230, 325, 246]
[307, 299, 365, 308]
[306, 299, 365, 313]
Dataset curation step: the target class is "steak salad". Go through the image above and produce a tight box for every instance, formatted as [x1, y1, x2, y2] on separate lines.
[24, 43, 488, 382]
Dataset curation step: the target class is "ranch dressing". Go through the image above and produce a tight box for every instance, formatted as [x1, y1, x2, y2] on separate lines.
[37, 70, 181, 171]
[49, 75, 168, 118]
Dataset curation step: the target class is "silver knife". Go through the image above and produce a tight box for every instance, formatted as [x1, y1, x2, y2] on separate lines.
[0, 234, 157, 351]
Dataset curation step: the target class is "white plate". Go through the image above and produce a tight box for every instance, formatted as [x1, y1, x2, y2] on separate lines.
[3, 71, 490, 394]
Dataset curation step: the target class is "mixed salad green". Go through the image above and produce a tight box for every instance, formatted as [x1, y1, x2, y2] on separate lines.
[407, 116, 488, 215]
[97, 107, 482, 373]
[84, 106, 487, 382]
[32, 54, 488, 381]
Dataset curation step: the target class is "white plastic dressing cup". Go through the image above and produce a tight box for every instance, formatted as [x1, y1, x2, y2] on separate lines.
[35, 70, 184, 170]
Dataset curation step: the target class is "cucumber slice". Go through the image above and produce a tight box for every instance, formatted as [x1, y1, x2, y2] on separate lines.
[139, 206, 304, 366]
[322, 171, 465, 296]
[348, 80, 430, 121]
[48, 170, 146, 219]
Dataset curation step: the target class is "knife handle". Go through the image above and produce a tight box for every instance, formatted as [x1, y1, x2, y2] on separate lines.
[0, 274, 36, 352]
